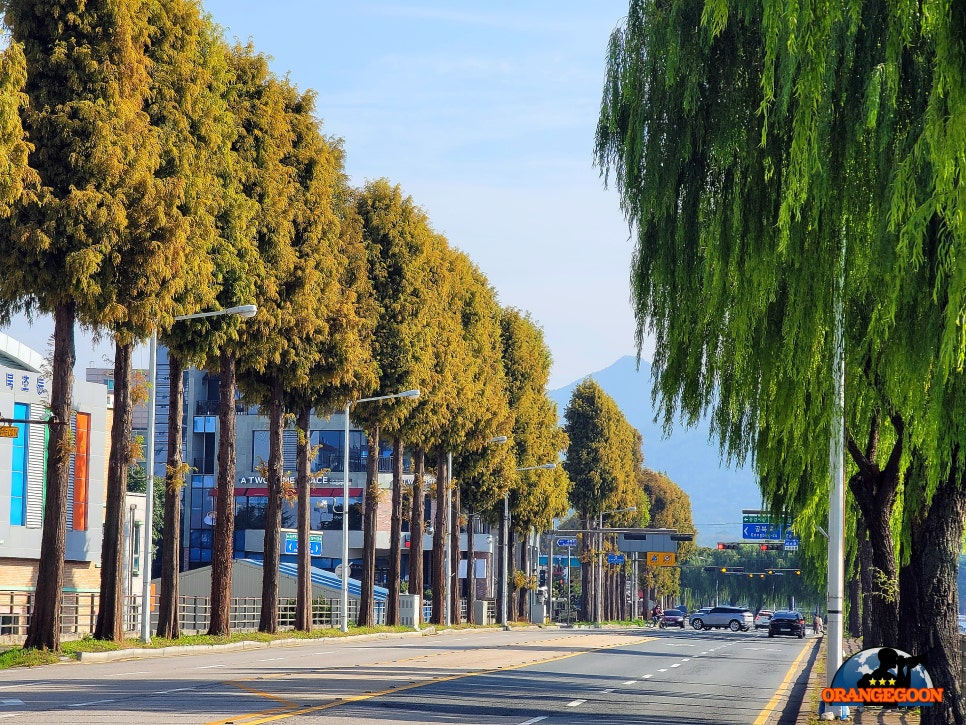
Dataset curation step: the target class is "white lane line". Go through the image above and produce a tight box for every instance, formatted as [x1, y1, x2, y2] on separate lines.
[642, 674, 653, 679]
[106, 671, 149, 677]
[658, 668, 667, 672]
[68, 699, 115, 707]
[0, 700, 23, 706]
[700, 651, 708, 655]
[601, 688, 614, 693]
[681, 658, 691, 662]
[156, 687, 193, 694]
[311, 651, 333, 655]
[0, 714, 20, 719]
[519, 718, 548, 725]
[0, 684, 36, 690]
[195, 664, 226, 669]
[565, 700, 586, 707]
[622, 680, 636, 685]
[256, 657, 286, 662]
[670, 664, 681, 668]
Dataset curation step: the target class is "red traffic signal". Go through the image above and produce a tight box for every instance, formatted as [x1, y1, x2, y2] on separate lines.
[717, 542, 740, 550]
[760, 543, 783, 551]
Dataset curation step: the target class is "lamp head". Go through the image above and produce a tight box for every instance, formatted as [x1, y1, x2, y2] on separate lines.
[226, 304, 258, 319]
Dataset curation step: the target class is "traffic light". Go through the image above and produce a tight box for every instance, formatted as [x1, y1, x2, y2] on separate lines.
[703, 566, 718, 573]
[539, 569, 547, 587]
[760, 543, 783, 551]
[717, 542, 740, 550]
[795, 570, 801, 575]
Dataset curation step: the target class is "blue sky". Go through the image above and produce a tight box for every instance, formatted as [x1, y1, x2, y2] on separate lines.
[2, 1, 651, 389]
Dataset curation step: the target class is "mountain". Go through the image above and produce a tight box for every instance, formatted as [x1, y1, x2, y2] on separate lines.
[548, 355, 761, 547]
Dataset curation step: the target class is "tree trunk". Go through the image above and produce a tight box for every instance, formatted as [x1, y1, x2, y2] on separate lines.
[387, 436, 403, 626]
[517, 538, 529, 621]
[580, 511, 591, 624]
[359, 426, 380, 626]
[846, 423, 902, 648]
[208, 352, 237, 636]
[431, 450, 446, 625]
[95, 340, 133, 641]
[450, 483, 461, 625]
[157, 351, 184, 639]
[258, 380, 284, 634]
[497, 501, 507, 626]
[467, 506, 477, 624]
[408, 448, 425, 624]
[294, 405, 312, 632]
[858, 517, 874, 645]
[25, 301, 75, 652]
[898, 462, 966, 725]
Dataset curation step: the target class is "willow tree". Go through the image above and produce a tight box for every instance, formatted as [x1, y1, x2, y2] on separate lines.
[0, 0, 165, 651]
[353, 179, 433, 626]
[596, 1, 966, 720]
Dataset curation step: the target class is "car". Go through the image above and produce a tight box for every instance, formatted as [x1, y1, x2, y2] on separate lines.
[688, 607, 713, 628]
[690, 605, 754, 631]
[754, 609, 774, 629]
[768, 610, 806, 638]
[661, 609, 686, 628]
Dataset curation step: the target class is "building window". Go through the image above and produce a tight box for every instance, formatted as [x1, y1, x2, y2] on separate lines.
[9, 403, 27, 526]
[73, 412, 90, 530]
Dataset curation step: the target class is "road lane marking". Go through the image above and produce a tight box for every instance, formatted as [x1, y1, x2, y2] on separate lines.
[601, 688, 614, 693]
[68, 699, 115, 707]
[156, 687, 194, 694]
[0, 700, 23, 706]
[670, 664, 681, 668]
[622, 680, 636, 685]
[642, 674, 652, 678]
[681, 658, 690, 661]
[0, 684, 36, 690]
[519, 718, 547, 725]
[196, 664, 227, 669]
[204, 635, 658, 725]
[257, 658, 286, 662]
[565, 700, 586, 707]
[752, 638, 817, 725]
[658, 668, 667, 672]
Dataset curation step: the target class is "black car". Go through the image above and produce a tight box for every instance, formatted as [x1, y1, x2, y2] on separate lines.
[768, 610, 806, 638]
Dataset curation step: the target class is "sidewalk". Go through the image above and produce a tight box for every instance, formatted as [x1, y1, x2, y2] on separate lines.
[793, 637, 920, 724]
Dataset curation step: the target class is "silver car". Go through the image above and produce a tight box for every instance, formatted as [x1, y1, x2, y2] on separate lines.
[689, 605, 754, 631]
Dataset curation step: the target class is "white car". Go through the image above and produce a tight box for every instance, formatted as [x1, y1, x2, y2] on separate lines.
[755, 609, 774, 629]
[689, 607, 713, 628]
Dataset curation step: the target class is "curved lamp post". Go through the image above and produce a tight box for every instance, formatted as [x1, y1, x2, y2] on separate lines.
[341, 389, 420, 632]
[141, 304, 257, 643]
[502, 463, 556, 630]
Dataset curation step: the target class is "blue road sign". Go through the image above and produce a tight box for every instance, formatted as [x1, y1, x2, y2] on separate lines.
[556, 537, 577, 547]
[742, 523, 784, 540]
[607, 554, 626, 564]
[283, 531, 322, 556]
[284, 538, 298, 554]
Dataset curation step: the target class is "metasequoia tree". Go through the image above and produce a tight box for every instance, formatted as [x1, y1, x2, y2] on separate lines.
[152, 11, 239, 640]
[352, 179, 433, 626]
[564, 379, 637, 624]
[0, 0, 159, 651]
[640, 466, 692, 603]
[596, 1, 965, 720]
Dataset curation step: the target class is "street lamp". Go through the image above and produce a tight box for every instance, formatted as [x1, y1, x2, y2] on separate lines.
[445, 434, 508, 626]
[596, 506, 637, 626]
[341, 389, 420, 633]
[501, 463, 556, 630]
[141, 304, 257, 643]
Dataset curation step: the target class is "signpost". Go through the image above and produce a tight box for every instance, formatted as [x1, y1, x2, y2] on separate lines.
[282, 530, 322, 556]
[646, 552, 676, 567]
[742, 522, 785, 540]
[0, 426, 17, 438]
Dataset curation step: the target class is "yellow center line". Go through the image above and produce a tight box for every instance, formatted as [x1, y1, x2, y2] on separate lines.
[752, 637, 818, 725]
[203, 635, 656, 725]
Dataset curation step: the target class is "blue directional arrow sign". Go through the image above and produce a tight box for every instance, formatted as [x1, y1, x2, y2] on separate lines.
[607, 554, 625, 564]
[556, 537, 577, 547]
[742, 523, 784, 540]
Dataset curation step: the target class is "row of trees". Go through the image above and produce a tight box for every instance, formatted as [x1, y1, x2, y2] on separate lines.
[0, 0, 579, 649]
[596, 1, 965, 722]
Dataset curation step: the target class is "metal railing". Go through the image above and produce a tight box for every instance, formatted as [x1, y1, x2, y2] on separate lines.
[0, 590, 479, 644]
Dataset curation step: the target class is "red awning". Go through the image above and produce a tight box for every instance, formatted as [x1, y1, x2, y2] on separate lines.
[212, 487, 364, 497]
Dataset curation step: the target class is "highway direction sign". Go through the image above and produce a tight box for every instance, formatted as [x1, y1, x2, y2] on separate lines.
[742, 523, 785, 540]
[556, 537, 577, 547]
[607, 554, 626, 564]
[646, 552, 676, 567]
[282, 531, 322, 556]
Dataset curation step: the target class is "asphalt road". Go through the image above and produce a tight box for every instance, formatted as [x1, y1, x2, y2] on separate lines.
[0, 626, 817, 724]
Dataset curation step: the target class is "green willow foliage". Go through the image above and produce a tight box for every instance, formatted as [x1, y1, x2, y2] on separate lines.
[596, 0, 966, 511]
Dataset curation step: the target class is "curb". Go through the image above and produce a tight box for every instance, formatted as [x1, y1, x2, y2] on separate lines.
[73, 623, 553, 663]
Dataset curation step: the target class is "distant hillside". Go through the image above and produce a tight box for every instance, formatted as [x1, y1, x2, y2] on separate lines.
[549, 355, 761, 547]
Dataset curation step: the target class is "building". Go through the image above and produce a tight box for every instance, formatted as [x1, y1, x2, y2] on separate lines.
[148, 347, 497, 597]
[0, 333, 127, 636]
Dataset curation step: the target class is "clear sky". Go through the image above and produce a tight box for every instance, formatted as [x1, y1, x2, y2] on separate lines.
[2, 1, 652, 389]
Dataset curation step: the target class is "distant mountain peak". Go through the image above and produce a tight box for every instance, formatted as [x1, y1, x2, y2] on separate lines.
[549, 356, 759, 547]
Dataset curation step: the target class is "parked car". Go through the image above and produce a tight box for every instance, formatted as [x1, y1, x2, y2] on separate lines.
[768, 610, 806, 638]
[661, 609, 686, 628]
[754, 609, 774, 630]
[690, 606, 754, 631]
